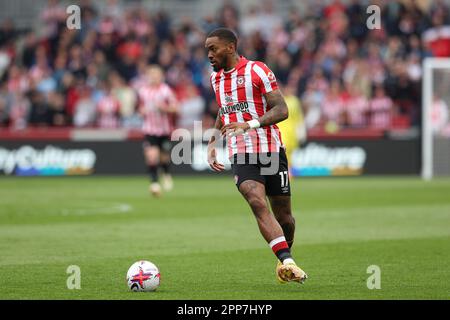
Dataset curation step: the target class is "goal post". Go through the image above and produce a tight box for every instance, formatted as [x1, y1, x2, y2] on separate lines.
[422, 57, 450, 180]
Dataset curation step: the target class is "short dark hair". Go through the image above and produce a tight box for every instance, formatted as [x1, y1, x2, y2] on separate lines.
[207, 28, 238, 47]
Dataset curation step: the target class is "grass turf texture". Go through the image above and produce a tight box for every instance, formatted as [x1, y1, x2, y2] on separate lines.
[0, 176, 449, 300]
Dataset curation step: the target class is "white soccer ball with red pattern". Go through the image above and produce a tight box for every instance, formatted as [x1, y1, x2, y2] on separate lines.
[126, 260, 160, 292]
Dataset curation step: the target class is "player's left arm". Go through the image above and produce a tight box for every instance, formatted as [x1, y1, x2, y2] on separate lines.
[258, 89, 289, 127]
[220, 91, 289, 136]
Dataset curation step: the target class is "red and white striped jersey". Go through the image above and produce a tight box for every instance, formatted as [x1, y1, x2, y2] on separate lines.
[210, 56, 283, 157]
[138, 83, 178, 136]
[423, 25, 450, 57]
[323, 94, 344, 123]
[97, 94, 120, 128]
[346, 95, 369, 127]
[369, 96, 393, 129]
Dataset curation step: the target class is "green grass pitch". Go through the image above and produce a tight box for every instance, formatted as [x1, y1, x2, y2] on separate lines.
[0, 175, 449, 299]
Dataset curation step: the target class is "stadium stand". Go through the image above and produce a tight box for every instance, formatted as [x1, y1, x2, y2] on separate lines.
[0, 0, 449, 137]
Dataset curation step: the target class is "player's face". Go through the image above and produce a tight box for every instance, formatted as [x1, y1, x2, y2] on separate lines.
[205, 36, 232, 72]
[147, 68, 163, 86]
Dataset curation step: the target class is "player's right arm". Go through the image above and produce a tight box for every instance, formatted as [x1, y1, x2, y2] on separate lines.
[207, 112, 225, 172]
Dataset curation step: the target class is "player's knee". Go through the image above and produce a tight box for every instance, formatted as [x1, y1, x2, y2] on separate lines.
[276, 209, 295, 226]
[280, 217, 295, 231]
[146, 152, 160, 166]
[273, 203, 292, 218]
[147, 158, 159, 166]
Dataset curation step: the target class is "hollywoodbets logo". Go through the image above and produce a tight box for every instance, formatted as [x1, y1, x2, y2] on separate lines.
[219, 101, 249, 116]
[220, 93, 249, 115]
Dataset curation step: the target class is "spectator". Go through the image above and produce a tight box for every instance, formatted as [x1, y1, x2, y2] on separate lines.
[28, 90, 49, 126]
[257, 0, 283, 42]
[0, 0, 445, 133]
[102, 0, 123, 22]
[0, 82, 11, 126]
[7, 65, 29, 95]
[47, 91, 66, 126]
[369, 85, 394, 130]
[0, 45, 11, 79]
[39, 0, 66, 39]
[240, 6, 261, 37]
[109, 71, 139, 128]
[322, 79, 345, 126]
[345, 85, 369, 128]
[422, 12, 450, 57]
[96, 86, 120, 128]
[177, 82, 205, 132]
[302, 82, 323, 130]
[9, 93, 30, 130]
[431, 96, 449, 134]
[52, 53, 68, 90]
[217, 0, 240, 31]
[73, 86, 96, 127]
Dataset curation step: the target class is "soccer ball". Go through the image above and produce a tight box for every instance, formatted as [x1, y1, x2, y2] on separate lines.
[126, 260, 160, 292]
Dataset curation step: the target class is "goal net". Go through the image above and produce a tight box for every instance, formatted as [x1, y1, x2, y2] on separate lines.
[422, 58, 450, 180]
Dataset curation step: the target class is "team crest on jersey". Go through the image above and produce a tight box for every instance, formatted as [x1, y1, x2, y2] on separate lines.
[236, 76, 245, 87]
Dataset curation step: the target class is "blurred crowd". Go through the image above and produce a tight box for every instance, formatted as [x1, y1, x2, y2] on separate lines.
[0, 0, 449, 132]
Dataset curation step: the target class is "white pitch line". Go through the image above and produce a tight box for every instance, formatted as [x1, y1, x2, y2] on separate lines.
[61, 203, 133, 216]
